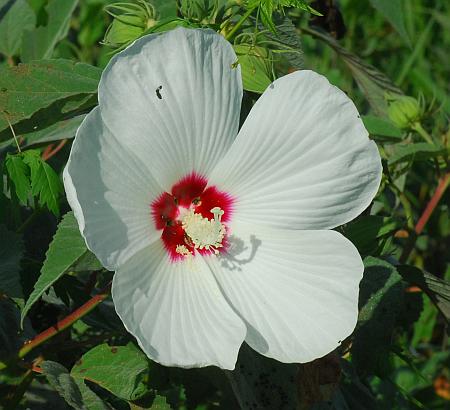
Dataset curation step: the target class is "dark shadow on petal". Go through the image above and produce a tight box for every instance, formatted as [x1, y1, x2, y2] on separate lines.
[219, 234, 261, 271]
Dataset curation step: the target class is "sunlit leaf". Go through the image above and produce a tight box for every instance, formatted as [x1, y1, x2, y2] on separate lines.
[362, 115, 403, 142]
[0, 0, 36, 57]
[21, 0, 79, 61]
[21, 211, 88, 325]
[22, 150, 62, 215]
[388, 142, 447, 165]
[5, 153, 30, 204]
[235, 44, 273, 93]
[0, 59, 101, 133]
[71, 343, 149, 401]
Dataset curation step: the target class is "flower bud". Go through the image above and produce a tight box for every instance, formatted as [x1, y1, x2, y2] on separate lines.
[104, 0, 157, 49]
[387, 95, 423, 130]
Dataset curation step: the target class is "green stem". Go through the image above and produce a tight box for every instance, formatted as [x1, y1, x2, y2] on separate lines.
[225, 7, 255, 41]
[412, 122, 433, 144]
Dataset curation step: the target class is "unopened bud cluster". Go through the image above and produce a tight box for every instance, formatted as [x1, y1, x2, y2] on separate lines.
[103, 0, 157, 49]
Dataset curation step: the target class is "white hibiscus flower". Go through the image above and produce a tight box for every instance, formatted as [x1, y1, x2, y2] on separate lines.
[63, 27, 382, 370]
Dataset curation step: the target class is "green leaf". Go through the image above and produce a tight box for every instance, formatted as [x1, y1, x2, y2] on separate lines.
[369, 0, 411, 47]
[342, 216, 401, 256]
[22, 150, 62, 215]
[0, 225, 24, 299]
[362, 115, 402, 142]
[304, 27, 402, 115]
[0, 298, 35, 361]
[71, 251, 103, 273]
[41, 361, 85, 410]
[397, 265, 450, 323]
[153, 0, 177, 19]
[24, 114, 86, 147]
[0, 0, 36, 57]
[21, 0, 79, 61]
[352, 257, 404, 377]
[388, 142, 447, 165]
[151, 395, 172, 409]
[0, 59, 101, 133]
[227, 344, 298, 409]
[71, 343, 148, 401]
[21, 211, 88, 325]
[5, 153, 30, 204]
[234, 44, 273, 94]
[263, 16, 303, 70]
[73, 378, 109, 410]
[411, 295, 438, 347]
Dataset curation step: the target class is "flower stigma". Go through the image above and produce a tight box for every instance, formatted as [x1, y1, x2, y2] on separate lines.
[181, 207, 226, 255]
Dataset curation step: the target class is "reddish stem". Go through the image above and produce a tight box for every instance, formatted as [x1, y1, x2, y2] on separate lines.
[18, 283, 111, 359]
[415, 173, 450, 235]
[41, 139, 68, 161]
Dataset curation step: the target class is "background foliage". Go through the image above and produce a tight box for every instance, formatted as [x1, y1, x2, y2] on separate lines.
[0, 0, 449, 409]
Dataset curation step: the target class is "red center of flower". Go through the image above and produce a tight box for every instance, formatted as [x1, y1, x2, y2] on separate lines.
[151, 172, 233, 261]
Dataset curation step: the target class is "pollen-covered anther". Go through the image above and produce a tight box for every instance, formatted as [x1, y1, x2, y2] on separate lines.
[175, 244, 193, 257]
[181, 207, 226, 255]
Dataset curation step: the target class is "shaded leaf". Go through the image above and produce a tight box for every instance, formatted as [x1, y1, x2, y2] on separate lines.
[71, 343, 148, 401]
[41, 361, 85, 410]
[0, 59, 101, 132]
[369, 0, 411, 47]
[24, 114, 86, 147]
[263, 15, 303, 69]
[342, 216, 401, 256]
[0, 298, 35, 360]
[362, 115, 402, 142]
[21, 0, 79, 61]
[71, 251, 103, 273]
[397, 265, 450, 323]
[227, 344, 298, 410]
[352, 257, 403, 377]
[5, 153, 30, 203]
[73, 378, 110, 410]
[235, 44, 273, 94]
[0, 225, 24, 299]
[0, 0, 36, 57]
[304, 26, 402, 115]
[151, 395, 172, 409]
[21, 211, 88, 325]
[388, 142, 447, 165]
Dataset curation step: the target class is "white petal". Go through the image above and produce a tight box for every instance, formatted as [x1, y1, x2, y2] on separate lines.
[112, 241, 246, 369]
[206, 222, 363, 363]
[209, 70, 382, 230]
[64, 107, 162, 270]
[98, 27, 242, 190]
